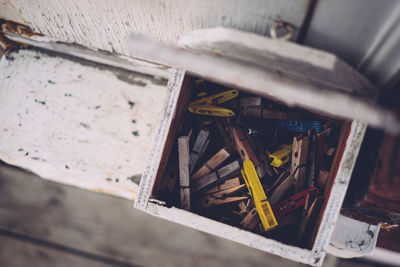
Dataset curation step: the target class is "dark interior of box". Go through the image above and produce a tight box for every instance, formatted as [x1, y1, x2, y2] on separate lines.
[152, 75, 349, 249]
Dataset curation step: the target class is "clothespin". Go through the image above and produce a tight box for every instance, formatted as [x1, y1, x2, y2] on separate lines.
[188, 90, 239, 117]
[241, 160, 278, 231]
[189, 129, 210, 174]
[272, 187, 318, 218]
[194, 184, 247, 209]
[191, 148, 230, 180]
[270, 144, 293, 167]
[270, 120, 323, 133]
[192, 160, 240, 193]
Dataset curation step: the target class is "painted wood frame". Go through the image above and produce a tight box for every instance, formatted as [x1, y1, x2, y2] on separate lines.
[135, 67, 367, 266]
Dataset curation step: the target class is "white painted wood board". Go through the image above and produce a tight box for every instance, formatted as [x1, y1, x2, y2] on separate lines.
[6, 0, 309, 56]
[0, 49, 167, 199]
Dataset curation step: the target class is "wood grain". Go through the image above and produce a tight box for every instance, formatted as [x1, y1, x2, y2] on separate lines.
[191, 148, 230, 180]
[192, 160, 240, 193]
[0, 235, 116, 267]
[189, 129, 210, 174]
[202, 177, 241, 195]
[291, 136, 309, 193]
[0, 163, 304, 267]
[178, 136, 190, 211]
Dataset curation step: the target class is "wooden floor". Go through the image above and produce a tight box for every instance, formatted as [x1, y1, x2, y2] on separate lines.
[0, 163, 389, 267]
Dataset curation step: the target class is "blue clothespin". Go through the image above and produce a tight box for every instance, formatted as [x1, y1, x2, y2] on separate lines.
[271, 120, 322, 133]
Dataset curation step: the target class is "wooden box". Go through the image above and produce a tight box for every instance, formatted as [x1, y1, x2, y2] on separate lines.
[133, 28, 392, 266]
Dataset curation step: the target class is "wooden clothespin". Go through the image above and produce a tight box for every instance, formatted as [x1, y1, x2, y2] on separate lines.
[178, 136, 190, 211]
[268, 170, 296, 206]
[194, 184, 247, 209]
[306, 129, 317, 187]
[189, 129, 210, 174]
[192, 160, 240, 193]
[241, 107, 303, 120]
[191, 148, 230, 180]
[215, 118, 235, 154]
[240, 208, 260, 231]
[291, 136, 309, 193]
[201, 177, 241, 195]
[233, 127, 267, 178]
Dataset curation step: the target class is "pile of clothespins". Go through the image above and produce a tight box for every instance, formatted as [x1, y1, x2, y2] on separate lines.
[158, 79, 343, 248]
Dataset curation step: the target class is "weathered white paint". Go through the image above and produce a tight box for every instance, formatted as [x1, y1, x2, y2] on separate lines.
[178, 28, 377, 97]
[327, 215, 380, 258]
[127, 28, 400, 133]
[310, 121, 366, 265]
[4, 31, 171, 81]
[135, 69, 184, 209]
[6, 0, 309, 55]
[0, 49, 167, 199]
[0, 0, 25, 24]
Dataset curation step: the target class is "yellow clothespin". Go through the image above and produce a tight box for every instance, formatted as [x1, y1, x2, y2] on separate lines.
[188, 89, 238, 117]
[269, 144, 293, 167]
[241, 160, 278, 231]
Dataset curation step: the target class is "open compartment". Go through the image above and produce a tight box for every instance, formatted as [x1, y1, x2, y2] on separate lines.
[135, 70, 366, 266]
[132, 28, 385, 266]
[150, 74, 350, 248]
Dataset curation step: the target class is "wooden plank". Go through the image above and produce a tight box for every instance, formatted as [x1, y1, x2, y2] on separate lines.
[7, 0, 308, 54]
[191, 148, 230, 180]
[128, 28, 400, 133]
[0, 163, 304, 267]
[178, 136, 190, 211]
[0, 235, 115, 267]
[0, 49, 167, 200]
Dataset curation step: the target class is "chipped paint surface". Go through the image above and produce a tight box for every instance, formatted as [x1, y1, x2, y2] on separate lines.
[7, 0, 308, 55]
[327, 215, 380, 258]
[0, 49, 167, 199]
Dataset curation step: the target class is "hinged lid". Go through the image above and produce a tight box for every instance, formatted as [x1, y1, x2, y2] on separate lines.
[127, 27, 400, 133]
